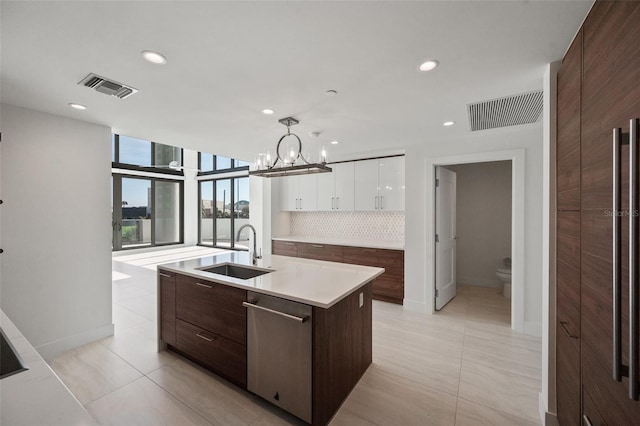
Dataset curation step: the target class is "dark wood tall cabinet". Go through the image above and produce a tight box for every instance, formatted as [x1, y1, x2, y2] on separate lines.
[556, 1, 640, 425]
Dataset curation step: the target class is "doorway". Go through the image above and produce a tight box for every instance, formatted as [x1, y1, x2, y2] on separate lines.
[434, 162, 513, 322]
[426, 149, 525, 332]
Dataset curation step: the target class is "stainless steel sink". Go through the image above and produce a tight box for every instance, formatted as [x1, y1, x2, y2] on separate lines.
[200, 263, 272, 280]
[0, 327, 29, 380]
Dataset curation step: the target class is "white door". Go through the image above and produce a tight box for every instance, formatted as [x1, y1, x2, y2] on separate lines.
[378, 156, 404, 211]
[354, 159, 380, 211]
[333, 162, 354, 211]
[297, 174, 317, 211]
[316, 171, 335, 211]
[435, 167, 457, 310]
[279, 176, 299, 211]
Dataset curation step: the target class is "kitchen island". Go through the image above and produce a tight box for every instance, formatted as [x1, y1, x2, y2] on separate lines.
[157, 252, 383, 426]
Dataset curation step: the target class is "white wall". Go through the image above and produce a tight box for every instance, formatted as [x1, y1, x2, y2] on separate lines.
[404, 122, 543, 336]
[541, 61, 560, 425]
[0, 104, 113, 359]
[445, 161, 512, 288]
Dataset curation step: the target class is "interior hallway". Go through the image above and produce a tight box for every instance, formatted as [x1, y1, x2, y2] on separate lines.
[50, 247, 542, 425]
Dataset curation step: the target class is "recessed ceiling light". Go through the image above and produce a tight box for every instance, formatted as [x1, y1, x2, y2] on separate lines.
[330, 140, 339, 145]
[443, 121, 455, 127]
[141, 50, 167, 64]
[418, 60, 439, 72]
[262, 109, 274, 115]
[68, 103, 87, 110]
[326, 89, 338, 96]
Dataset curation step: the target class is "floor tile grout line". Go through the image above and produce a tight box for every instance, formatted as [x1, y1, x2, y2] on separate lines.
[456, 395, 542, 424]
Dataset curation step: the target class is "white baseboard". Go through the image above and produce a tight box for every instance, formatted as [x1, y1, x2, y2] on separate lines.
[403, 298, 429, 313]
[539, 392, 559, 426]
[525, 321, 542, 337]
[35, 323, 114, 360]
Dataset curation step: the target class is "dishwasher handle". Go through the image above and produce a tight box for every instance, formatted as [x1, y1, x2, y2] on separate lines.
[243, 302, 309, 323]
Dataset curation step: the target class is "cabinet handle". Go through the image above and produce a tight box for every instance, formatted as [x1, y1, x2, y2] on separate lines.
[299, 198, 303, 210]
[312, 244, 324, 248]
[630, 118, 639, 401]
[195, 282, 213, 289]
[331, 197, 335, 210]
[380, 195, 384, 210]
[613, 126, 625, 382]
[159, 272, 172, 278]
[243, 302, 309, 323]
[560, 321, 579, 339]
[284, 242, 296, 246]
[336, 197, 340, 210]
[196, 333, 214, 342]
[582, 415, 593, 426]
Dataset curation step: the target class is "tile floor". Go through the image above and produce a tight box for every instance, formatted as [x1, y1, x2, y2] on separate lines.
[50, 247, 542, 425]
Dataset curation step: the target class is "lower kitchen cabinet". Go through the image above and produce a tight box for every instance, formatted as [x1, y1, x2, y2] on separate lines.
[159, 271, 177, 346]
[272, 239, 404, 304]
[176, 319, 247, 387]
[297, 242, 343, 262]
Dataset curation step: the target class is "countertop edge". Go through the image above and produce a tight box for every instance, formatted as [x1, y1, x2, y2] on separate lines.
[272, 236, 404, 250]
[158, 255, 384, 309]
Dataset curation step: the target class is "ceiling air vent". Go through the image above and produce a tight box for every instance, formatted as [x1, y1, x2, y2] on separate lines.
[467, 90, 543, 131]
[78, 73, 138, 99]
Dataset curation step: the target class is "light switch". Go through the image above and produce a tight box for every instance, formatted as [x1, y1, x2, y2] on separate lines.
[359, 292, 363, 307]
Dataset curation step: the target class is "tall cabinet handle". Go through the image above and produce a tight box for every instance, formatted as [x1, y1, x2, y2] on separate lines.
[629, 118, 639, 401]
[613, 126, 623, 382]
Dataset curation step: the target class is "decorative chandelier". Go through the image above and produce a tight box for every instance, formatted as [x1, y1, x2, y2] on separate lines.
[249, 117, 332, 178]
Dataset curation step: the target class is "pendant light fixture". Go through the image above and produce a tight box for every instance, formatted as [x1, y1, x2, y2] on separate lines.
[249, 117, 332, 178]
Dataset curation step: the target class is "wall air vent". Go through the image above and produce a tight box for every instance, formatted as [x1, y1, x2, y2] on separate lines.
[467, 90, 543, 131]
[78, 73, 138, 99]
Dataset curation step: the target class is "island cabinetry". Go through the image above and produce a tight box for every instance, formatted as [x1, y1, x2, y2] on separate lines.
[297, 242, 343, 262]
[159, 271, 177, 346]
[167, 272, 247, 388]
[343, 247, 404, 304]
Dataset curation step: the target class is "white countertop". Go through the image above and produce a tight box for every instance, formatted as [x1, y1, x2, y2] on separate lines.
[272, 235, 404, 250]
[0, 310, 96, 426]
[158, 252, 384, 308]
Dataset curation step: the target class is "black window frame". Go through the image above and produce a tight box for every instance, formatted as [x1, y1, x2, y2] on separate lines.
[112, 173, 185, 251]
[112, 134, 184, 177]
[197, 175, 250, 251]
[197, 152, 250, 176]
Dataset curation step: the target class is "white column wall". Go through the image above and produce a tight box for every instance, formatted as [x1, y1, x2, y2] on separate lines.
[0, 104, 113, 359]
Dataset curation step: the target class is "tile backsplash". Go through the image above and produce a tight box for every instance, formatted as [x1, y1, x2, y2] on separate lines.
[290, 211, 405, 240]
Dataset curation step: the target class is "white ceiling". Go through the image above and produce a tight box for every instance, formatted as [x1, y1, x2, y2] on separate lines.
[1, 1, 592, 162]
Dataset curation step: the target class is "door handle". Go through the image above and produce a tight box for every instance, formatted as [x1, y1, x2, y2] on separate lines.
[629, 118, 639, 400]
[560, 321, 579, 339]
[613, 126, 624, 382]
[243, 302, 309, 323]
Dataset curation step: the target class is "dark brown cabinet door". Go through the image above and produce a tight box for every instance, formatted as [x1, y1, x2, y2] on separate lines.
[557, 30, 582, 211]
[159, 270, 176, 346]
[581, 1, 640, 210]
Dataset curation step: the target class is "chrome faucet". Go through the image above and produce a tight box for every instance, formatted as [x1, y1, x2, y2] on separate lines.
[236, 224, 262, 266]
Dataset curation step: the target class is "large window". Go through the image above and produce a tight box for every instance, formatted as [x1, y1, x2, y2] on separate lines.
[198, 152, 250, 175]
[199, 176, 250, 249]
[111, 134, 184, 251]
[112, 134, 183, 175]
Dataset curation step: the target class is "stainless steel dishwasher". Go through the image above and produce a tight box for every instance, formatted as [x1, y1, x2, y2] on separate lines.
[244, 291, 312, 423]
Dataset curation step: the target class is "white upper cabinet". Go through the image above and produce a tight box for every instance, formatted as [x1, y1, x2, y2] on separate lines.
[277, 157, 402, 212]
[378, 156, 404, 211]
[279, 174, 317, 211]
[317, 162, 354, 211]
[354, 157, 404, 211]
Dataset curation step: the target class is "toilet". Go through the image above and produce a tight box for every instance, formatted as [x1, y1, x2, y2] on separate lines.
[496, 258, 512, 298]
